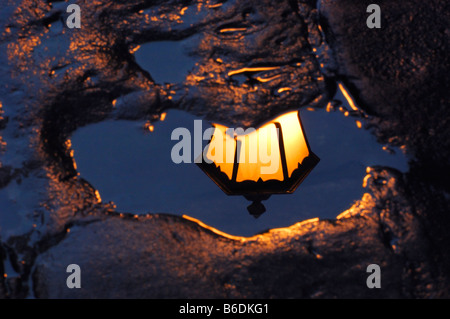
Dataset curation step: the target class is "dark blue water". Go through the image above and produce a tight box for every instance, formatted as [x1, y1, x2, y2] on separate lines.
[71, 105, 408, 236]
[70, 39, 408, 236]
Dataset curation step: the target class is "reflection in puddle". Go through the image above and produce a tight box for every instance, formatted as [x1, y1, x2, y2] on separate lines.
[71, 103, 408, 236]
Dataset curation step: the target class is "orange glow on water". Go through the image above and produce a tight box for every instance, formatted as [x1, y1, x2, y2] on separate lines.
[183, 215, 250, 242]
[204, 123, 236, 179]
[277, 87, 292, 93]
[94, 190, 102, 203]
[207, 3, 223, 8]
[235, 123, 283, 182]
[362, 168, 375, 188]
[144, 122, 155, 132]
[129, 45, 140, 54]
[203, 111, 310, 182]
[220, 28, 247, 33]
[255, 74, 281, 83]
[338, 83, 359, 111]
[272, 111, 310, 178]
[180, 7, 188, 15]
[228, 66, 280, 77]
[182, 215, 320, 242]
[336, 193, 374, 220]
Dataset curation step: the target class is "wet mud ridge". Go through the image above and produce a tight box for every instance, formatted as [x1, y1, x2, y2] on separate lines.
[0, 0, 449, 298]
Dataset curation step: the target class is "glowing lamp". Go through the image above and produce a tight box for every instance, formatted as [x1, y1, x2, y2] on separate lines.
[197, 111, 319, 217]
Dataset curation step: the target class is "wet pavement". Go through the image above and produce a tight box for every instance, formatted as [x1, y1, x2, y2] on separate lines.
[0, 0, 449, 298]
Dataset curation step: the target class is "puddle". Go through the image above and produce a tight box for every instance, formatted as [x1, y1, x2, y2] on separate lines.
[71, 102, 408, 237]
[134, 38, 198, 84]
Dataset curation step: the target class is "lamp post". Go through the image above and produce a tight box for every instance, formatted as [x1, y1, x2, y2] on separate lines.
[197, 111, 319, 218]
